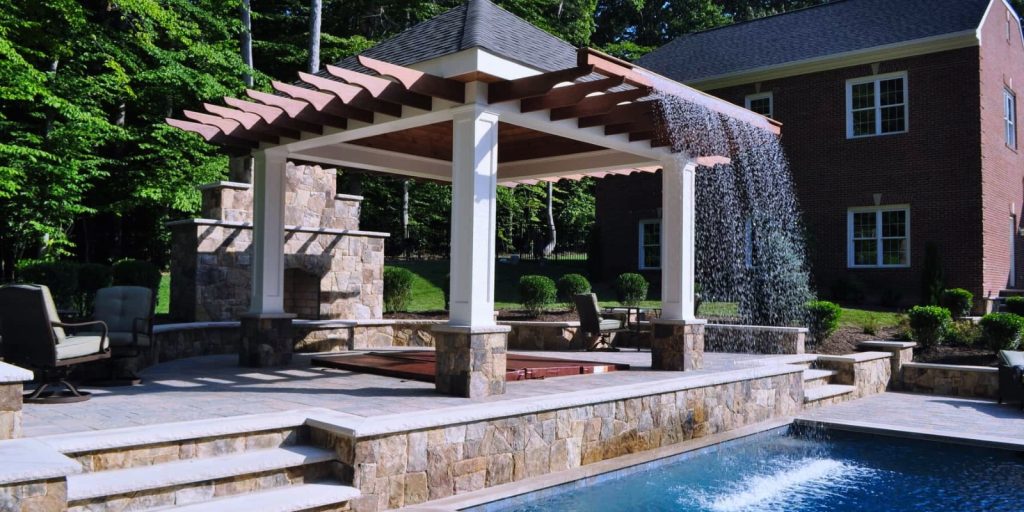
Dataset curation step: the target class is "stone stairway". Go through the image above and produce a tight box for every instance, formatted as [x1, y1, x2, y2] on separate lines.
[801, 367, 855, 408]
[34, 411, 359, 511]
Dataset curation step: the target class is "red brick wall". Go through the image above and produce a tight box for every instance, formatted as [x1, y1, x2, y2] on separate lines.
[598, 46, 988, 306]
[979, 1, 1024, 298]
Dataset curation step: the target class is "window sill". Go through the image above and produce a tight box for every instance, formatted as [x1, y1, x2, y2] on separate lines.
[847, 265, 911, 269]
[846, 130, 909, 140]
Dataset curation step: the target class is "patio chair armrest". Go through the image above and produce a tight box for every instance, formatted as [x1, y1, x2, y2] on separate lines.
[54, 320, 109, 352]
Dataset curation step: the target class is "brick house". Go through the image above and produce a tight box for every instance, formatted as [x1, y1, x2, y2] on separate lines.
[597, 0, 1024, 310]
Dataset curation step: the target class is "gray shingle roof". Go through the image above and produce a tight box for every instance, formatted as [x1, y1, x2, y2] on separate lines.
[638, 0, 991, 84]
[334, 0, 578, 73]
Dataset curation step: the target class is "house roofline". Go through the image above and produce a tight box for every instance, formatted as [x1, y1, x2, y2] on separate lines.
[687, 30, 980, 91]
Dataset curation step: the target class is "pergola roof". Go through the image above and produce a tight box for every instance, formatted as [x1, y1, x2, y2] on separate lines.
[168, 3, 779, 187]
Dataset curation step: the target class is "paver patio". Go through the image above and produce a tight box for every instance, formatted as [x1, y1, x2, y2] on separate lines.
[21, 350, 794, 437]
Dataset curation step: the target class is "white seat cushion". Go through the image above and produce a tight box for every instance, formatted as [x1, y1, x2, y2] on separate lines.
[56, 336, 105, 360]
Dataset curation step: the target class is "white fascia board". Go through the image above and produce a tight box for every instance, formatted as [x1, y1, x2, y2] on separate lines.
[406, 48, 543, 80]
[291, 143, 451, 181]
[498, 149, 657, 180]
[688, 31, 980, 91]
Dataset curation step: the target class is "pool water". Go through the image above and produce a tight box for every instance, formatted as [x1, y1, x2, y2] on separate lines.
[489, 428, 1024, 512]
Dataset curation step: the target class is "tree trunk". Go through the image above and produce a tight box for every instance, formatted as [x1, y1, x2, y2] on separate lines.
[240, 0, 254, 87]
[308, 0, 322, 73]
[542, 182, 556, 257]
[402, 179, 410, 257]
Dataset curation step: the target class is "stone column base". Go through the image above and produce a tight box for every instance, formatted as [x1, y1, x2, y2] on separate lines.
[240, 313, 296, 367]
[650, 319, 705, 371]
[432, 325, 511, 398]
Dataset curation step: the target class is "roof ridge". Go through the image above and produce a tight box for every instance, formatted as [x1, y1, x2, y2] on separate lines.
[461, 0, 481, 50]
[683, 0, 849, 38]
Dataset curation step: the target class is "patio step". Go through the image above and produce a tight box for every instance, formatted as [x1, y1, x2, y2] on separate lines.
[147, 482, 360, 512]
[802, 369, 837, 389]
[66, 445, 338, 511]
[803, 384, 856, 407]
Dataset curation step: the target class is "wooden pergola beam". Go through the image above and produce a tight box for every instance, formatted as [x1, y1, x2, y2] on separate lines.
[204, 103, 302, 140]
[358, 55, 466, 104]
[297, 72, 403, 117]
[577, 48, 653, 88]
[604, 118, 654, 136]
[246, 89, 349, 130]
[325, 64, 433, 110]
[182, 110, 278, 144]
[165, 118, 258, 149]
[519, 76, 624, 113]
[223, 97, 323, 135]
[487, 65, 593, 104]
[577, 101, 656, 128]
[549, 88, 650, 121]
[271, 81, 374, 123]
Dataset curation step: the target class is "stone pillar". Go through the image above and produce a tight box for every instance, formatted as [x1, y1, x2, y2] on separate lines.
[240, 313, 296, 367]
[650, 319, 705, 371]
[660, 157, 699, 321]
[432, 325, 510, 398]
[0, 362, 32, 440]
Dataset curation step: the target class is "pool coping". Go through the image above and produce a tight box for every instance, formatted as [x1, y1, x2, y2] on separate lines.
[397, 417, 794, 511]
[792, 417, 1024, 452]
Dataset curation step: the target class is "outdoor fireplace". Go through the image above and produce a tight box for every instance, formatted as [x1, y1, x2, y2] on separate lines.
[284, 268, 321, 320]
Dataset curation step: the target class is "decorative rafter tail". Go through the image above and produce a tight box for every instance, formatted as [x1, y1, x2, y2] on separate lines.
[487, 65, 594, 104]
[357, 55, 465, 103]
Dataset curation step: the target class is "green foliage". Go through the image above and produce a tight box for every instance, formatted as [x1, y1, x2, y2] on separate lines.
[805, 300, 841, 342]
[979, 312, 1024, 352]
[614, 273, 648, 306]
[1005, 296, 1024, 316]
[939, 288, 973, 318]
[382, 266, 415, 313]
[857, 314, 881, 336]
[518, 275, 556, 316]
[557, 273, 591, 309]
[920, 243, 944, 306]
[111, 259, 161, 290]
[15, 259, 79, 310]
[907, 305, 951, 350]
[945, 320, 982, 348]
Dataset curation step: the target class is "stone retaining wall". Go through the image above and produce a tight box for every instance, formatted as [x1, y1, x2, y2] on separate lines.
[503, 322, 580, 351]
[0, 363, 32, 440]
[310, 368, 803, 512]
[0, 478, 66, 511]
[899, 363, 998, 398]
[704, 324, 807, 354]
[817, 352, 892, 399]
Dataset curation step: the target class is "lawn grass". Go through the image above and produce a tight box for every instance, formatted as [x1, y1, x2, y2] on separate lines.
[838, 307, 902, 329]
[156, 272, 170, 315]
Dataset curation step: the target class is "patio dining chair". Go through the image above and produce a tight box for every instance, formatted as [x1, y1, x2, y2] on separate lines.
[573, 293, 629, 351]
[997, 350, 1024, 410]
[0, 284, 110, 403]
[87, 285, 155, 386]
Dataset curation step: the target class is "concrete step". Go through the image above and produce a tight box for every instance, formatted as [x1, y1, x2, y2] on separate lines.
[802, 369, 837, 389]
[67, 445, 336, 506]
[146, 482, 360, 512]
[803, 384, 855, 405]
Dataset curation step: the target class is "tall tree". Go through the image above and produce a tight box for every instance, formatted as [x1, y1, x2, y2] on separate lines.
[308, 0, 322, 72]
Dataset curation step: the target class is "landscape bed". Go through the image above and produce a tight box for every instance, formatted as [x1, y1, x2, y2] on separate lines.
[466, 426, 1024, 512]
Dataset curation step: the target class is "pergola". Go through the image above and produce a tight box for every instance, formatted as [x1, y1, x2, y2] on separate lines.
[168, 46, 778, 397]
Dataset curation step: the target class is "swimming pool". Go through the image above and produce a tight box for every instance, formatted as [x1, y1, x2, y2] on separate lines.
[476, 427, 1024, 512]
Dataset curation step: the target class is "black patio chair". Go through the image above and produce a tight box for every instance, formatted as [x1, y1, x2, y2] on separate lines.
[573, 293, 628, 351]
[997, 350, 1024, 410]
[0, 284, 110, 403]
[87, 285, 155, 386]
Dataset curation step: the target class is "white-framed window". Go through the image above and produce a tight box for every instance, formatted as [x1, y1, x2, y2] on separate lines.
[638, 219, 661, 270]
[847, 205, 910, 268]
[1005, 88, 1017, 149]
[845, 72, 908, 138]
[745, 92, 773, 119]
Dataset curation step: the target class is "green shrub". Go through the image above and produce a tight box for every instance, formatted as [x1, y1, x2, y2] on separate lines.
[519, 275, 556, 316]
[979, 312, 1024, 352]
[76, 263, 112, 315]
[614, 273, 648, 307]
[945, 320, 982, 347]
[805, 301, 841, 342]
[1005, 296, 1024, 316]
[111, 259, 162, 290]
[907, 305, 951, 349]
[382, 267, 415, 313]
[939, 288, 973, 318]
[858, 314, 881, 336]
[557, 274, 591, 310]
[16, 260, 80, 310]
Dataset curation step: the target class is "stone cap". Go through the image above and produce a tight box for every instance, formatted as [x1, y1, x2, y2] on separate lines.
[498, 320, 581, 327]
[0, 361, 32, 383]
[902, 362, 997, 373]
[706, 323, 808, 334]
[857, 340, 917, 350]
[197, 181, 251, 191]
[153, 321, 241, 335]
[816, 351, 891, 363]
[432, 324, 513, 334]
[164, 218, 390, 238]
[335, 193, 364, 202]
[0, 439, 81, 485]
[650, 318, 708, 325]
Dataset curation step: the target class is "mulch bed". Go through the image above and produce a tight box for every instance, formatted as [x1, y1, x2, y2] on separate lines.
[384, 310, 579, 322]
[813, 325, 998, 366]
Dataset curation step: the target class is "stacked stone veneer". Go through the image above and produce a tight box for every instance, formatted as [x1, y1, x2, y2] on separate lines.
[169, 164, 387, 322]
[816, 352, 893, 400]
[899, 363, 999, 398]
[310, 367, 803, 512]
[0, 362, 32, 440]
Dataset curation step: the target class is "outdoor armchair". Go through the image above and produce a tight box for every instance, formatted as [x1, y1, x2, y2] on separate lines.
[997, 350, 1024, 410]
[573, 293, 628, 351]
[88, 285, 155, 385]
[0, 284, 110, 403]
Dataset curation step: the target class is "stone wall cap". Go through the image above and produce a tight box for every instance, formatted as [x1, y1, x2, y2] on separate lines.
[197, 181, 251, 191]
[707, 323, 808, 334]
[241, 312, 297, 320]
[153, 321, 241, 335]
[334, 193, 365, 202]
[902, 362, 998, 373]
[498, 320, 581, 327]
[793, 417, 1024, 451]
[0, 361, 33, 383]
[857, 340, 917, 349]
[0, 439, 82, 485]
[817, 351, 891, 363]
[651, 318, 709, 325]
[431, 324, 513, 334]
[163, 218, 391, 238]
[307, 364, 803, 438]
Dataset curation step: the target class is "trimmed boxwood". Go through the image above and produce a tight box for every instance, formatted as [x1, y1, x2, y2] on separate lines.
[614, 273, 648, 307]
[16, 260, 80, 310]
[805, 300, 841, 343]
[907, 305, 951, 350]
[979, 312, 1024, 352]
[519, 275, 557, 316]
[939, 288, 973, 319]
[556, 274, 591, 310]
[1005, 296, 1024, 316]
[383, 266, 415, 313]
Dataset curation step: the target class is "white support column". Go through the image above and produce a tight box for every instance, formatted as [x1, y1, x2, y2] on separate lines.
[448, 107, 500, 327]
[249, 149, 288, 315]
[660, 157, 699, 321]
